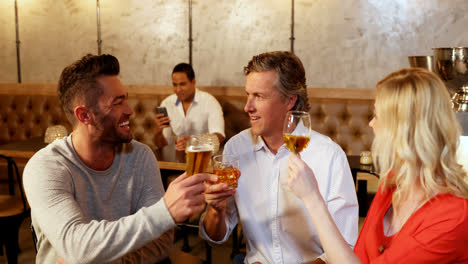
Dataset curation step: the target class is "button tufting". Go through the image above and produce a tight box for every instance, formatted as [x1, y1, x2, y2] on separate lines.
[144, 119, 153, 130]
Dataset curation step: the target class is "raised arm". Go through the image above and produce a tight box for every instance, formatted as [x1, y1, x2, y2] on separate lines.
[288, 153, 361, 264]
[24, 148, 212, 264]
[202, 182, 236, 241]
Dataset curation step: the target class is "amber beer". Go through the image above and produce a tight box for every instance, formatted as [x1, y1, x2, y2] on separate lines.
[186, 145, 212, 176]
[213, 166, 241, 189]
[283, 134, 310, 154]
[212, 154, 240, 189]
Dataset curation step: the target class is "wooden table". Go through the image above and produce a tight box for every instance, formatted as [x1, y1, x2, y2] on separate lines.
[0, 137, 186, 172]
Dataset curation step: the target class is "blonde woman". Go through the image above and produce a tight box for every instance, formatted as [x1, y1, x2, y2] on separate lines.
[287, 68, 468, 263]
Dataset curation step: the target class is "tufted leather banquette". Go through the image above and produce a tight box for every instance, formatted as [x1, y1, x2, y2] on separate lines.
[0, 83, 375, 157]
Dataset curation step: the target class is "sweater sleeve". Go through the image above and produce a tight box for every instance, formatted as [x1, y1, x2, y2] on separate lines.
[23, 146, 175, 264]
[113, 147, 175, 263]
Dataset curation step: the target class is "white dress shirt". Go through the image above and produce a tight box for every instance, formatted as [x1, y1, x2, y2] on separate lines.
[160, 89, 225, 144]
[458, 136, 468, 173]
[200, 129, 358, 264]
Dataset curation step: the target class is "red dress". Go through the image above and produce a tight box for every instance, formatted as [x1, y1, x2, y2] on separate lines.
[354, 187, 468, 263]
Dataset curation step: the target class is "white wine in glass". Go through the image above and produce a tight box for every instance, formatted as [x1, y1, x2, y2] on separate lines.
[283, 111, 312, 154]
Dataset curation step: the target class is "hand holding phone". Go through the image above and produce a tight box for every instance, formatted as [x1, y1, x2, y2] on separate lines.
[156, 107, 171, 129]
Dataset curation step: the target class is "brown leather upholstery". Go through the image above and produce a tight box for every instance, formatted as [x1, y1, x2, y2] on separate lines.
[0, 95, 71, 144]
[0, 84, 375, 156]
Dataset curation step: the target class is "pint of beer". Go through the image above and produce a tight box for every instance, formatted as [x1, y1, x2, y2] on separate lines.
[186, 135, 214, 176]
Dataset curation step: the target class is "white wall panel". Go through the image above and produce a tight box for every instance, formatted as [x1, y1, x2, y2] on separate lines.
[296, 0, 468, 88]
[19, 0, 96, 82]
[192, 0, 290, 86]
[1, 0, 468, 88]
[100, 0, 187, 85]
[0, 0, 17, 82]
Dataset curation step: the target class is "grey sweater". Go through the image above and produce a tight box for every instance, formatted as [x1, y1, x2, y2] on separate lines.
[23, 135, 175, 264]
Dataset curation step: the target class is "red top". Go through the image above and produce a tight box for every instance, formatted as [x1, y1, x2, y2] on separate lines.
[354, 187, 468, 263]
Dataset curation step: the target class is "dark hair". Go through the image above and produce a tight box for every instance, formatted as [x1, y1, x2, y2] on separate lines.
[172, 63, 195, 81]
[58, 54, 120, 125]
[244, 51, 310, 111]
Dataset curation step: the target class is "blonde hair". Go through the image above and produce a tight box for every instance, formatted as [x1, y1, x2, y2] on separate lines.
[372, 68, 468, 207]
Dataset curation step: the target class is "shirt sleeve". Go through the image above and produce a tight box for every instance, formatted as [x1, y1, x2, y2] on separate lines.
[206, 94, 225, 138]
[322, 147, 359, 249]
[198, 196, 237, 245]
[23, 148, 175, 264]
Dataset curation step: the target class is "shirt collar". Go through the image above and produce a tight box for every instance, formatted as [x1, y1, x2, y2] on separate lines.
[175, 88, 199, 106]
[250, 130, 289, 156]
[250, 132, 269, 152]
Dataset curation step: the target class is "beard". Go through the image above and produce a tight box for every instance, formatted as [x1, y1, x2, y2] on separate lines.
[94, 114, 133, 145]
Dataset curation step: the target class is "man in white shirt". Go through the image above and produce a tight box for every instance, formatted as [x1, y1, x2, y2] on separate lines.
[200, 51, 358, 264]
[154, 63, 225, 153]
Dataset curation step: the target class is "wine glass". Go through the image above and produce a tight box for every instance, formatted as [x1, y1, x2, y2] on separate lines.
[283, 110, 312, 156]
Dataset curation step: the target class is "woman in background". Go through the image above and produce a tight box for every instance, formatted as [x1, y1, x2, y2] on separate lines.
[287, 68, 468, 263]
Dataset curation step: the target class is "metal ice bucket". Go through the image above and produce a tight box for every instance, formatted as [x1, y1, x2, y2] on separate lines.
[408, 56, 435, 72]
[433, 47, 468, 112]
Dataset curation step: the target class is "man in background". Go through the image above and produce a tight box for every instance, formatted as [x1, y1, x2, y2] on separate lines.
[200, 51, 358, 264]
[23, 54, 213, 263]
[154, 63, 225, 154]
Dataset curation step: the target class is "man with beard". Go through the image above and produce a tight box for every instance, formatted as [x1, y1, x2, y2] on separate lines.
[23, 54, 214, 264]
[200, 51, 358, 264]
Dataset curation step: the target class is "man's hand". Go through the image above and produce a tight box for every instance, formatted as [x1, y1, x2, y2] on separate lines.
[155, 113, 171, 134]
[164, 172, 217, 223]
[204, 179, 236, 214]
[175, 136, 190, 151]
[202, 176, 235, 241]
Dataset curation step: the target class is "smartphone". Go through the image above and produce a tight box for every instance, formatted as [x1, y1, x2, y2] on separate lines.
[156, 107, 170, 125]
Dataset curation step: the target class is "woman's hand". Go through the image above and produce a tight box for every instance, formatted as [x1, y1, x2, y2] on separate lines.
[287, 153, 320, 201]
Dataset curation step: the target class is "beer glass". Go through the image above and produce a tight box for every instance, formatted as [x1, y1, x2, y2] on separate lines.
[213, 154, 241, 189]
[185, 135, 214, 176]
[200, 133, 220, 155]
[283, 111, 312, 155]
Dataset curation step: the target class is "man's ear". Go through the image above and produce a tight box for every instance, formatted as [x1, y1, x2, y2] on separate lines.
[287, 95, 298, 111]
[191, 78, 196, 86]
[74, 106, 93, 125]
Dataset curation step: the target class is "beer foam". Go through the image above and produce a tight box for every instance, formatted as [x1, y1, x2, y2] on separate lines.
[186, 145, 213, 152]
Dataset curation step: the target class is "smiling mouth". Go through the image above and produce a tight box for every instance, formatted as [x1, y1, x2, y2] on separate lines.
[119, 121, 130, 127]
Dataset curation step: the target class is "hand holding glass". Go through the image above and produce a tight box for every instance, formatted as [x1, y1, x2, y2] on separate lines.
[283, 111, 312, 155]
[213, 154, 241, 189]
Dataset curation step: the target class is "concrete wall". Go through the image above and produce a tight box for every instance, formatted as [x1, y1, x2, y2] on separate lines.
[1, 0, 468, 88]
